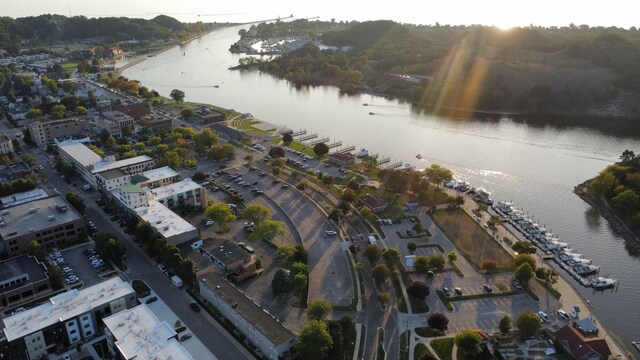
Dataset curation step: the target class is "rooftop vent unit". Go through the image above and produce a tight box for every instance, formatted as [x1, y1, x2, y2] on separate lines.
[47, 215, 56, 221]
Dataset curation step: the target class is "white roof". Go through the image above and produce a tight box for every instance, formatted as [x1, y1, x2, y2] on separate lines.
[135, 201, 196, 240]
[103, 304, 193, 360]
[92, 155, 153, 174]
[58, 141, 101, 167]
[141, 166, 178, 183]
[149, 179, 201, 202]
[0, 188, 49, 207]
[2, 277, 134, 342]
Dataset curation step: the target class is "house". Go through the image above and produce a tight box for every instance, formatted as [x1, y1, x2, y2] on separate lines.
[555, 325, 611, 360]
[104, 47, 124, 60]
[328, 152, 356, 167]
[0, 133, 15, 155]
[574, 318, 599, 336]
[191, 105, 226, 124]
[0, 255, 53, 309]
[111, 99, 150, 119]
[360, 194, 388, 213]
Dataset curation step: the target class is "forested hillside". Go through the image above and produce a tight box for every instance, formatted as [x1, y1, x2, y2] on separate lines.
[0, 15, 208, 54]
[238, 20, 640, 119]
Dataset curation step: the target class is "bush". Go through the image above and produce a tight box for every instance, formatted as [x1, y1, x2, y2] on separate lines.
[407, 281, 429, 300]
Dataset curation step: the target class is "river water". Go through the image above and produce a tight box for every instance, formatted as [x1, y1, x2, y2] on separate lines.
[124, 25, 640, 347]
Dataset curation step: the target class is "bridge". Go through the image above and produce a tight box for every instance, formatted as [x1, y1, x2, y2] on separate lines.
[291, 130, 307, 137]
[297, 133, 318, 142]
[328, 141, 342, 149]
[388, 161, 403, 169]
[308, 137, 330, 146]
[377, 157, 390, 165]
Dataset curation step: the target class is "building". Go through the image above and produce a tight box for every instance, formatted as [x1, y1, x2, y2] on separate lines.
[28, 117, 87, 146]
[7, 162, 32, 179]
[209, 122, 247, 142]
[91, 155, 155, 181]
[328, 152, 356, 167]
[103, 304, 193, 360]
[134, 201, 197, 245]
[131, 166, 180, 189]
[112, 99, 151, 119]
[359, 194, 388, 212]
[2, 277, 136, 360]
[0, 189, 49, 208]
[96, 111, 135, 137]
[0, 195, 86, 257]
[0, 132, 15, 154]
[199, 272, 296, 360]
[104, 47, 124, 60]
[137, 111, 173, 131]
[148, 178, 207, 210]
[0, 255, 52, 309]
[191, 105, 226, 124]
[555, 325, 611, 360]
[198, 240, 259, 282]
[95, 168, 132, 192]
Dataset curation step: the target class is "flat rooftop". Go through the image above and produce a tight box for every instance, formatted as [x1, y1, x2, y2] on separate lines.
[2, 277, 134, 342]
[200, 272, 296, 345]
[58, 141, 102, 167]
[148, 179, 200, 201]
[135, 201, 196, 240]
[92, 155, 153, 174]
[97, 168, 129, 181]
[208, 240, 247, 266]
[1, 189, 49, 208]
[0, 195, 83, 240]
[103, 304, 193, 360]
[141, 166, 178, 183]
[0, 254, 48, 289]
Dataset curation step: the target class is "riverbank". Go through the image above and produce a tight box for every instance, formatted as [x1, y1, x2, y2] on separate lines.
[574, 180, 640, 247]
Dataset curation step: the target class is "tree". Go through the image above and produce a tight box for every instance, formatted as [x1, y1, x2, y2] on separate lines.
[272, 269, 292, 293]
[170, 89, 185, 102]
[291, 272, 308, 297]
[407, 242, 417, 253]
[382, 248, 401, 268]
[205, 202, 237, 232]
[427, 312, 449, 331]
[193, 128, 218, 153]
[180, 108, 194, 119]
[269, 146, 285, 158]
[51, 104, 66, 119]
[481, 259, 498, 273]
[341, 188, 357, 203]
[425, 164, 453, 187]
[371, 263, 390, 284]
[47, 264, 64, 289]
[454, 195, 465, 207]
[275, 244, 297, 268]
[514, 262, 534, 287]
[313, 142, 329, 157]
[364, 244, 382, 263]
[26, 108, 43, 119]
[241, 204, 271, 225]
[447, 251, 458, 262]
[428, 254, 446, 271]
[28, 240, 44, 261]
[306, 299, 332, 321]
[499, 315, 512, 335]
[514, 254, 536, 271]
[455, 329, 482, 357]
[22, 153, 36, 166]
[516, 311, 542, 338]
[294, 320, 333, 360]
[414, 255, 430, 273]
[612, 189, 640, 213]
[282, 133, 293, 144]
[378, 291, 391, 305]
[407, 281, 429, 299]
[360, 206, 373, 222]
[65, 193, 86, 215]
[620, 149, 636, 163]
[512, 240, 537, 254]
[249, 220, 286, 241]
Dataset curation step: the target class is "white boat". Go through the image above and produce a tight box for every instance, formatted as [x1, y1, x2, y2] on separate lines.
[416, 154, 423, 159]
[591, 277, 616, 289]
[356, 148, 369, 158]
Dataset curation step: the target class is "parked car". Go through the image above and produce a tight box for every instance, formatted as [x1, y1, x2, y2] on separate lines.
[205, 219, 215, 227]
[483, 284, 493, 293]
[557, 309, 570, 320]
[325, 230, 337, 236]
[145, 296, 158, 304]
[179, 333, 192, 342]
[538, 311, 551, 323]
[442, 287, 451, 296]
[190, 302, 201, 312]
[454, 287, 463, 295]
[511, 279, 523, 290]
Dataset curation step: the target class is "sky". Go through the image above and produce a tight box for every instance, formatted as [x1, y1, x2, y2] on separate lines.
[2, 0, 638, 29]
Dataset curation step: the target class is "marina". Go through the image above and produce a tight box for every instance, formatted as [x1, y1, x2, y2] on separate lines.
[492, 201, 617, 289]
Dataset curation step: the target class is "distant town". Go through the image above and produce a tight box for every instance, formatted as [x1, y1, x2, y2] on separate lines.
[0, 15, 631, 360]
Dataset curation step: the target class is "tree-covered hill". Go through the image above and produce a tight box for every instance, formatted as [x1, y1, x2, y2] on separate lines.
[0, 15, 208, 54]
[237, 20, 640, 120]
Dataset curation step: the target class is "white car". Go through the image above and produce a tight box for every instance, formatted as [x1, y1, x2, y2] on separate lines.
[325, 230, 337, 236]
[205, 220, 215, 226]
[53, 188, 60, 195]
[538, 311, 551, 323]
[557, 309, 570, 320]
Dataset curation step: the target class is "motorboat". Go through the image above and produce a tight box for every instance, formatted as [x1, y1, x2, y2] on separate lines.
[632, 341, 640, 353]
[416, 154, 423, 159]
[368, 112, 375, 115]
[356, 148, 369, 158]
[591, 277, 616, 289]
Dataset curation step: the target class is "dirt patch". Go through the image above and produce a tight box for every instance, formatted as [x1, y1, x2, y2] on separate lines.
[431, 208, 514, 272]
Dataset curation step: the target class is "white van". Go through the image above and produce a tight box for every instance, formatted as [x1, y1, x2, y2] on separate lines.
[368, 236, 377, 245]
[171, 275, 183, 288]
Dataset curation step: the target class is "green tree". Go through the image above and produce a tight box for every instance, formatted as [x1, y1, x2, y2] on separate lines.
[158, 150, 181, 169]
[272, 268, 292, 293]
[428, 254, 446, 271]
[612, 189, 640, 213]
[313, 142, 329, 157]
[65, 193, 86, 215]
[241, 204, 271, 225]
[306, 299, 332, 321]
[180, 108, 194, 119]
[514, 253, 536, 270]
[26, 108, 43, 119]
[28, 240, 44, 261]
[454, 329, 482, 357]
[425, 164, 453, 188]
[282, 133, 293, 144]
[269, 146, 285, 158]
[407, 242, 417, 253]
[205, 202, 237, 232]
[291, 272, 308, 297]
[516, 311, 542, 337]
[360, 206, 373, 222]
[371, 263, 390, 284]
[341, 188, 357, 203]
[249, 220, 286, 241]
[22, 153, 36, 166]
[427, 312, 449, 331]
[382, 247, 401, 268]
[47, 264, 64, 289]
[407, 281, 429, 299]
[275, 244, 297, 268]
[499, 315, 512, 335]
[193, 128, 218, 153]
[170, 89, 185, 102]
[447, 251, 458, 262]
[514, 262, 534, 287]
[294, 320, 333, 360]
[51, 104, 66, 119]
[364, 244, 382, 263]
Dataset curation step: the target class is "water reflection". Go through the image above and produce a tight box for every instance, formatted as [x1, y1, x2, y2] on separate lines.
[584, 206, 602, 231]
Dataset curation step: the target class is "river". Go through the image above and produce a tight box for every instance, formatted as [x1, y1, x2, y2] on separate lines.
[124, 25, 640, 348]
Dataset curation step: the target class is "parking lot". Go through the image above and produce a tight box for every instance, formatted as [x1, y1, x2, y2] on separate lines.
[55, 243, 113, 288]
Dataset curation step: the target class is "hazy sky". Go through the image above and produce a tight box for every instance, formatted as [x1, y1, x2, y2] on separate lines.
[2, 0, 638, 29]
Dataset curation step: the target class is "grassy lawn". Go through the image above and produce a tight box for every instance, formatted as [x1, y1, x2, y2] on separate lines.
[408, 295, 430, 313]
[233, 117, 274, 136]
[415, 327, 445, 337]
[400, 330, 410, 360]
[414, 343, 433, 360]
[392, 276, 408, 313]
[377, 328, 386, 360]
[431, 337, 454, 360]
[61, 62, 78, 74]
[431, 208, 514, 272]
[287, 141, 316, 157]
